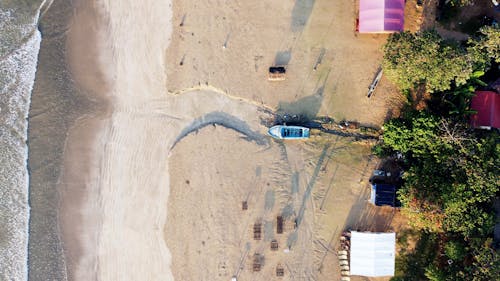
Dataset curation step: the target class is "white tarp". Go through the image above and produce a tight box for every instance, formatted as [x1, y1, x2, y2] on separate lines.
[349, 231, 396, 277]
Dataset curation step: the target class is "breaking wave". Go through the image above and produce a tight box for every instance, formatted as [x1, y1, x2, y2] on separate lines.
[0, 7, 41, 281]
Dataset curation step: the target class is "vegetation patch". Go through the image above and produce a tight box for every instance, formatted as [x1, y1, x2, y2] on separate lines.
[380, 23, 500, 280]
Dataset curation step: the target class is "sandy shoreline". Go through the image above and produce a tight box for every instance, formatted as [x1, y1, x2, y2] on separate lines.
[60, 0, 112, 278]
[60, 0, 176, 279]
[54, 0, 403, 280]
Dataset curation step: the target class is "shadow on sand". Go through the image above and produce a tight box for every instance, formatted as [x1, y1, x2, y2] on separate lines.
[340, 184, 398, 236]
[274, 49, 292, 66]
[291, 0, 316, 32]
[272, 71, 325, 128]
[170, 111, 269, 150]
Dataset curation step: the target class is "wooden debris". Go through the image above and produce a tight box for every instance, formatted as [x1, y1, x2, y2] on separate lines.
[277, 216, 283, 234]
[339, 121, 359, 130]
[271, 239, 279, 251]
[253, 253, 262, 272]
[276, 263, 284, 277]
[253, 222, 262, 240]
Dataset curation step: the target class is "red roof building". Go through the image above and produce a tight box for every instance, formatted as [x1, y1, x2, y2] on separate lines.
[470, 91, 500, 129]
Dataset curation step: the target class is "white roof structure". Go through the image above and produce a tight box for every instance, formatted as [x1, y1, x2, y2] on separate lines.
[349, 231, 396, 277]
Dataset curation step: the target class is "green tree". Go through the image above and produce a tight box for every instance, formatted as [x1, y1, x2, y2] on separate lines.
[448, 0, 475, 6]
[383, 31, 473, 93]
[465, 238, 500, 281]
[381, 111, 499, 236]
[444, 240, 466, 261]
[440, 71, 486, 116]
[381, 26, 499, 278]
[468, 25, 500, 66]
[425, 264, 446, 281]
[382, 111, 452, 159]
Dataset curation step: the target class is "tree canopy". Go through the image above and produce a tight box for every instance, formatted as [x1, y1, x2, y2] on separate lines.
[468, 25, 500, 66]
[383, 30, 473, 93]
[382, 19, 499, 281]
[380, 111, 499, 236]
[448, 0, 475, 6]
[381, 111, 499, 280]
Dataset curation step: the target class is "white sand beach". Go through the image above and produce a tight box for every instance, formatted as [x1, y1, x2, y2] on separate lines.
[62, 0, 176, 279]
[59, 0, 402, 280]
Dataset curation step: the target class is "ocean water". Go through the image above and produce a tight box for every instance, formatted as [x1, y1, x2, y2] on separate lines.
[0, 5, 41, 281]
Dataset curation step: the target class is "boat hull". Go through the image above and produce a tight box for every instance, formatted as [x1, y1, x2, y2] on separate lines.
[268, 125, 310, 140]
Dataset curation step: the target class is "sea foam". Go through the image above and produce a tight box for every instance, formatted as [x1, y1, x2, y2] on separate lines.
[0, 8, 41, 281]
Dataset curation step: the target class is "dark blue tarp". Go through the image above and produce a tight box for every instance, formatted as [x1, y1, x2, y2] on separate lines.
[370, 184, 396, 207]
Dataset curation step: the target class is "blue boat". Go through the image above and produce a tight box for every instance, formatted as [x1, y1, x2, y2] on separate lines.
[268, 125, 310, 140]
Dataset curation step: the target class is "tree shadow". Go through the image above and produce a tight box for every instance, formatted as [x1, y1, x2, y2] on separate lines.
[276, 94, 322, 122]
[338, 188, 371, 242]
[295, 144, 330, 227]
[274, 49, 292, 66]
[392, 232, 438, 281]
[291, 0, 316, 32]
[349, 205, 397, 232]
[274, 78, 324, 127]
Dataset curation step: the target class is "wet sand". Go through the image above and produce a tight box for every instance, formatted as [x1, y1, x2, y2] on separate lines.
[27, 0, 94, 279]
[59, 0, 111, 278]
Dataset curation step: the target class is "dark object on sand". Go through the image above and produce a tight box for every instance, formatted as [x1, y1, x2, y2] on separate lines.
[276, 263, 284, 276]
[253, 253, 262, 271]
[254, 222, 262, 240]
[268, 66, 286, 81]
[277, 216, 283, 234]
[271, 239, 279, 251]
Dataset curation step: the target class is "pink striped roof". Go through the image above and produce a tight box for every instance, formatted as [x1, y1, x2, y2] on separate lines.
[470, 91, 500, 129]
[359, 0, 404, 33]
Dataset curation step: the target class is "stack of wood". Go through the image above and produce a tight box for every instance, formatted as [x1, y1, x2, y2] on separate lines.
[276, 216, 283, 234]
[270, 239, 279, 251]
[253, 253, 262, 272]
[276, 263, 284, 277]
[253, 222, 262, 240]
